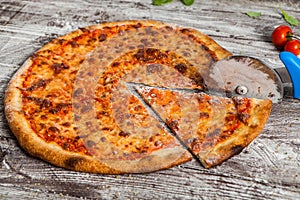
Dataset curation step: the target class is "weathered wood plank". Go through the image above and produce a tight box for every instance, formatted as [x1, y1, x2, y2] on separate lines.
[0, 0, 299, 199]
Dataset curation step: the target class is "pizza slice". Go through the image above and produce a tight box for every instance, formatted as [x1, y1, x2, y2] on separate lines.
[134, 85, 272, 168]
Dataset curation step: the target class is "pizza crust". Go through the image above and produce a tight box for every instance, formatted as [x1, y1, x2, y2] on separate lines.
[134, 86, 272, 168]
[88, 20, 231, 60]
[5, 69, 191, 174]
[5, 58, 193, 173]
[197, 98, 272, 168]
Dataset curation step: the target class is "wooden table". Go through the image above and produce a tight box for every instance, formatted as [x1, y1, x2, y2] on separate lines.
[0, 0, 299, 199]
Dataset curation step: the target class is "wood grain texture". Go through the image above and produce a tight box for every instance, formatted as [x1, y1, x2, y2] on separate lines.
[0, 0, 299, 199]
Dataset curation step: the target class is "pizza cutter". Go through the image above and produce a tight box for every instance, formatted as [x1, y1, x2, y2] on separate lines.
[206, 51, 300, 103]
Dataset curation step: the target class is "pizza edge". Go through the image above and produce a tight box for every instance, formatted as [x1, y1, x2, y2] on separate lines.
[134, 86, 273, 169]
[80, 19, 232, 61]
[5, 57, 193, 174]
[198, 98, 272, 168]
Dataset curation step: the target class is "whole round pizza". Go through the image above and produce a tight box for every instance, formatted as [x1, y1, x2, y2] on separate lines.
[4, 20, 272, 174]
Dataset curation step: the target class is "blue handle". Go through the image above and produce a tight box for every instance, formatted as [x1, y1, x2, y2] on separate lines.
[279, 52, 300, 99]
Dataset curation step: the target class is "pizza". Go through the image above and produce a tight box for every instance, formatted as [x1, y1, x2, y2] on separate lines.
[4, 20, 272, 174]
[134, 85, 272, 168]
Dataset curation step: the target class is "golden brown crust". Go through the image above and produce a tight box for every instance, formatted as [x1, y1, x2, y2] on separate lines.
[198, 98, 272, 168]
[4, 58, 192, 174]
[87, 20, 231, 61]
[4, 20, 232, 174]
[4, 59, 112, 174]
[5, 77, 191, 174]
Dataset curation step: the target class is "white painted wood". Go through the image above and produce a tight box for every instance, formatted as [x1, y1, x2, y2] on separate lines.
[0, 0, 299, 199]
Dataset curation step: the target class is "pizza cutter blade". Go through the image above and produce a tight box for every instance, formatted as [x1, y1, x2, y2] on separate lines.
[206, 52, 300, 103]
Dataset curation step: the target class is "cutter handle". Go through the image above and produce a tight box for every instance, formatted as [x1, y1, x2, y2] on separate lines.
[279, 52, 300, 99]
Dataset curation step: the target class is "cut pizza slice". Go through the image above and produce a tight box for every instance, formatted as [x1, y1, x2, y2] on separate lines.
[134, 85, 272, 168]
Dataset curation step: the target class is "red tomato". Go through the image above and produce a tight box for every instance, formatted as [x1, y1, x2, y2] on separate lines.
[271, 25, 293, 49]
[284, 40, 300, 56]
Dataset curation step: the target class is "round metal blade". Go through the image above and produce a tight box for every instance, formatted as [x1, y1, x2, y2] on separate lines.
[205, 56, 284, 103]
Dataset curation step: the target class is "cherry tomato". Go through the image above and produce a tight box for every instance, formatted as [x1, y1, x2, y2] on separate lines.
[271, 25, 293, 49]
[284, 40, 300, 56]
